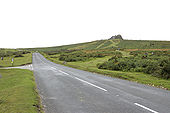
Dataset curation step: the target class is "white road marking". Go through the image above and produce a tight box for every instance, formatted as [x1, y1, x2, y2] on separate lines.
[134, 103, 159, 113]
[37, 56, 107, 92]
[38, 56, 47, 65]
[74, 77, 107, 92]
[58, 70, 69, 75]
[51, 67, 56, 70]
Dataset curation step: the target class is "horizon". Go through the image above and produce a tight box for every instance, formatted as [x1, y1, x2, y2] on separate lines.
[1, 38, 170, 49]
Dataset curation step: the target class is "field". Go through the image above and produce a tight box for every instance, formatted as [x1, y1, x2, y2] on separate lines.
[0, 49, 32, 67]
[0, 69, 43, 113]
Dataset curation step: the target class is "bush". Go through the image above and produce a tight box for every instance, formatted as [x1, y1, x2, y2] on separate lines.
[143, 63, 158, 74]
[14, 54, 24, 57]
[161, 62, 170, 79]
[59, 51, 105, 62]
[97, 52, 170, 79]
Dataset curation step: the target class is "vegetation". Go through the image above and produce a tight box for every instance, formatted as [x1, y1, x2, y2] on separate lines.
[97, 51, 170, 79]
[23, 39, 170, 52]
[59, 51, 105, 62]
[117, 40, 170, 49]
[0, 69, 43, 113]
[0, 49, 30, 57]
[0, 49, 32, 67]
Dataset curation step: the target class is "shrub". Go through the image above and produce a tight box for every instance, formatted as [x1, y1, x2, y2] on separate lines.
[143, 63, 158, 74]
[14, 54, 24, 57]
[97, 62, 108, 69]
[97, 51, 170, 79]
[161, 62, 170, 79]
[59, 51, 105, 62]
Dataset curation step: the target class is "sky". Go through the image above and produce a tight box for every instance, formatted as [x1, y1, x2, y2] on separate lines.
[0, 0, 170, 48]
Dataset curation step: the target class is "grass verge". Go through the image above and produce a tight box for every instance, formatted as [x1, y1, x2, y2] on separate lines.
[0, 69, 43, 113]
[42, 53, 170, 90]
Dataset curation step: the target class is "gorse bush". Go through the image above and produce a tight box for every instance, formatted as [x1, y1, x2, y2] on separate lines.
[59, 51, 106, 62]
[97, 51, 170, 79]
[58, 51, 123, 62]
[162, 63, 170, 79]
[0, 50, 30, 57]
[130, 50, 170, 57]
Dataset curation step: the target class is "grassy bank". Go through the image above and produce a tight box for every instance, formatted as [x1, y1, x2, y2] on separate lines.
[42, 53, 170, 90]
[0, 69, 43, 113]
[0, 53, 32, 67]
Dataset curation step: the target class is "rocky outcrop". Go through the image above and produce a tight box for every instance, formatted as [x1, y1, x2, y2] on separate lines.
[109, 35, 123, 40]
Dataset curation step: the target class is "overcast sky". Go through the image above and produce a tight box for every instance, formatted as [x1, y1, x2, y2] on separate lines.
[0, 0, 170, 48]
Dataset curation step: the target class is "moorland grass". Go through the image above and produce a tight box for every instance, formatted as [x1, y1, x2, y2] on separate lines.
[117, 40, 170, 49]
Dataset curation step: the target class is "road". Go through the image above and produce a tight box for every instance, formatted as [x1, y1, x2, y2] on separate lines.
[33, 53, 170, 113]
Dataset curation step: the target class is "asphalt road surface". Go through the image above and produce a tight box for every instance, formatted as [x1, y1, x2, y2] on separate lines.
[33, 53, 170, 113]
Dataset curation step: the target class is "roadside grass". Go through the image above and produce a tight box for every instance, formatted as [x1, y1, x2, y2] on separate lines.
[0, 69, 43, 113]
[0, 53, 32, 67]
[43, 53, 170, 90]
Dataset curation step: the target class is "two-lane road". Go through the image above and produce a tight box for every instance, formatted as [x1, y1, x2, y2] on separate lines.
[33, 53, 170, 113]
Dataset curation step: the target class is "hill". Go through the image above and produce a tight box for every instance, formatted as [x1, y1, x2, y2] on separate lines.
[24, 39, 170, 52]
[20, 38, 170, 90]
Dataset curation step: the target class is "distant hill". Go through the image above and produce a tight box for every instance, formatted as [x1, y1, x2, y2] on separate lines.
[24, 39, 170, 52]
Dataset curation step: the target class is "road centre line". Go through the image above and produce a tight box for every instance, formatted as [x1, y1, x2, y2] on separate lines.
[50, 67, 56, 70]
[58, 70, 69, 75]
[38, 56, 47, 65]
[134, 103, 159, 113]
[51, 67, 107, 92]
[74, 77, 107, 92]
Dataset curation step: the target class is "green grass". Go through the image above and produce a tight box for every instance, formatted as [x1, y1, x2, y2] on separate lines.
[117, 40, 170, 49]
[98, 40, 113, 49]
[85, 40, 106, 50]
[0, 53, 32, 67]
[119, 51, 132, 57]
[43, 53, 170, 90]
[0, 69, 43, 113]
